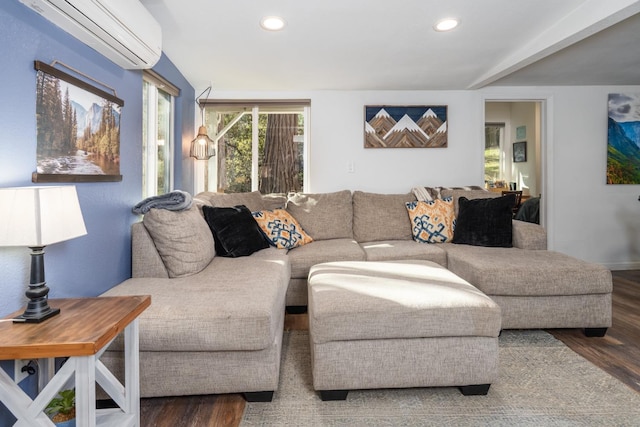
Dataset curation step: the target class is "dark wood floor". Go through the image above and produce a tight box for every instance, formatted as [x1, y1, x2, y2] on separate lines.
[139, 271, 640, 427]
[548, 270, 640, 393]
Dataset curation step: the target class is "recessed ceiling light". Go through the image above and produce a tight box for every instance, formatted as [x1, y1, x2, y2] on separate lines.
[434, 18, 459, 32]
[260, 16, 286, 31]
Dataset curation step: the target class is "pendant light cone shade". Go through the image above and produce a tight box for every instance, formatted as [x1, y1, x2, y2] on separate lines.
[0, 185, 87, 323]
[190, 125, 216, 160]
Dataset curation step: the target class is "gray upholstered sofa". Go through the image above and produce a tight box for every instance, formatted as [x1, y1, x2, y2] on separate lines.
[101, 188, 612, 401]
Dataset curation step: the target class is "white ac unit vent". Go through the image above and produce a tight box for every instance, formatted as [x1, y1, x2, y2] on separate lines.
[20, 0, 162, 69]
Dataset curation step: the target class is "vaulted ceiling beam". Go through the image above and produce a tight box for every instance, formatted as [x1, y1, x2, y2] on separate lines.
[468, 0, 640, 89]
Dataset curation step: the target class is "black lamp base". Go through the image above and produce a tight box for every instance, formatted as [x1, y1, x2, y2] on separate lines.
[13, 306, 60, 323]
[13, 246, 61, 324]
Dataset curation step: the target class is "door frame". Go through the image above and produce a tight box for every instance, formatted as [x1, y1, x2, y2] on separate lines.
[480, 92, 555, 249]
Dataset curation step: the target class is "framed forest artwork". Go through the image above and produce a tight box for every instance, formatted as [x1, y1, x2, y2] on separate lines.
[32, 60, 123, 182]
[364, 105, 448, 148]
[607, 93, 640, 184]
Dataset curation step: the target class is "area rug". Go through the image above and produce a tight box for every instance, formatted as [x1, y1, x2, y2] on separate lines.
[241, 330, 640, 426]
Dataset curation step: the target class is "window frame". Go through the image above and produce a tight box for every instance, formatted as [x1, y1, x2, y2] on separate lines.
[142, 71, 179, 198]
[484, 122, 506, 185]
[202, 99, 310, 193]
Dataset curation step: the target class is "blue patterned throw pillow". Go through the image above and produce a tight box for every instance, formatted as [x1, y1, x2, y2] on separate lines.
[405, 198, 456, 243]
[252, 209, 313, 249]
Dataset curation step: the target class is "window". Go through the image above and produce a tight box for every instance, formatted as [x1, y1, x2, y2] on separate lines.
[142, 71, 180, 197]
[203, 100, 310, 193]
[484, 123, 505, 186]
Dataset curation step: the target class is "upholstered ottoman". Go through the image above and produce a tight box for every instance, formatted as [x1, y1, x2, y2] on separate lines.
[307, 260, 502, 401]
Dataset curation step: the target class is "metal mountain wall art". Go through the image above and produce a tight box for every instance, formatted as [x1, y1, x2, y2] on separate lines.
[364, 105, 447, 148]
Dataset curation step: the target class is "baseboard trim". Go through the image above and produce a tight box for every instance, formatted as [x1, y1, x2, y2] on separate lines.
[604, 261, 640, 271]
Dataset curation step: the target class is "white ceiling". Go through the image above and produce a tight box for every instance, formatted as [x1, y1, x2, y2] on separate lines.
[140, 0, 640, 92]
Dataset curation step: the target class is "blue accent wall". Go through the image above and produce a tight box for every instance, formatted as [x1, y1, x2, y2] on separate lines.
[0, 2, 194, 423]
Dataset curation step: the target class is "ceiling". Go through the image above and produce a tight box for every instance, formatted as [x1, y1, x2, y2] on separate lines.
[140, 0, 640, 92]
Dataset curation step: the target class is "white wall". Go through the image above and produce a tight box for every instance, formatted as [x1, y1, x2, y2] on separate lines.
[543, 86, 640, 269]
[214, 86, 640, 269]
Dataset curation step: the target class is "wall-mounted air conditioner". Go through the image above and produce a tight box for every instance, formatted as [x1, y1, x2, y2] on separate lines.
[19, 0, 162, 69]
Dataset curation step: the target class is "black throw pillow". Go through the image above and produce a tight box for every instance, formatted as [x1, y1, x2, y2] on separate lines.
[202, 205, 270, 257]
[452, 194, 516, 247]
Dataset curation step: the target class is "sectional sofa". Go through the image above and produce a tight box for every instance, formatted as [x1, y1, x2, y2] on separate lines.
[100, 188, 612, 401]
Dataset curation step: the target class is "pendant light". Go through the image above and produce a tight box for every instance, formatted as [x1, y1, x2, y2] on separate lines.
[190, 86, 216, 160]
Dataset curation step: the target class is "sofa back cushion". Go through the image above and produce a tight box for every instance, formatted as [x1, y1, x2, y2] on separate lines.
[413, 185, 486, 202]
[261, 193, 287, 210]
[196, 191, 266, 212]
[286, 190, 353, 240]
[352, 191, 415, 242]
[143, 207, 215, 278]
[439, 188, 499, 215]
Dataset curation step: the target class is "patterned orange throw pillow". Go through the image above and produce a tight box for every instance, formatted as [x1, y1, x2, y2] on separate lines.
[405, 198, 456, 243]
[252, 209, 313, 249]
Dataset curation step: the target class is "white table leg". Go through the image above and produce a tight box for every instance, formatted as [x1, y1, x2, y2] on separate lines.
[37, 358, 54, 393]
[75, 356, 97, 427]
[124, 319, 140, 427]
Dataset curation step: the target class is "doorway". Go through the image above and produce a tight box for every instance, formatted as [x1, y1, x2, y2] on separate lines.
[484, 101, 543, 223]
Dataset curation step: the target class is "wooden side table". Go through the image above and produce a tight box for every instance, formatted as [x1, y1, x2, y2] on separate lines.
[0, 296, 150, 427]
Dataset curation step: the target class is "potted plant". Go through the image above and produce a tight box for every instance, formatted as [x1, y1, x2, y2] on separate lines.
[45, 389, 76, 427]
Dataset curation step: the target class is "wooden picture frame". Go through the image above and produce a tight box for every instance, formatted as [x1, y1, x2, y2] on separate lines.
[364, 105, 448, 148]
[513, 141, 527, 163]
[32, 61, 123, 183]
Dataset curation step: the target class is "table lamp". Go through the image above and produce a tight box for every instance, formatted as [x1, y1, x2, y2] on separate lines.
[0, 186, 87, 323]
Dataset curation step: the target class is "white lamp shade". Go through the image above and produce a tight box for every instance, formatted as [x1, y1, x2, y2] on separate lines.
[0, 186, 87, 247]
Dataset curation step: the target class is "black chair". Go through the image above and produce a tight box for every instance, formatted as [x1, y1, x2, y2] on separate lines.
[514, 196, 540, 224]
[502, 190, 523, 216]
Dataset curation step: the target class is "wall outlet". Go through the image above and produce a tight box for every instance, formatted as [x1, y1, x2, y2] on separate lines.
[347, 161, 355, 173]
[14, 359, 34, 384]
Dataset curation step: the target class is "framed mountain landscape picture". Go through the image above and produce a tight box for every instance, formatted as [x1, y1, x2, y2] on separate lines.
[607, 93, 640, 184]
[364, 105, 448, 148]
[32, 60, 123, 182]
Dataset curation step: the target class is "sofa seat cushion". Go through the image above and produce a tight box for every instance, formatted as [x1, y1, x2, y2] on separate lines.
[359, 240, 447, 266]
[442, 244, 612, 296]
[101, 247, 290, 352]
[287, 238, 365, 279]
[308, 260, 501, 344]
